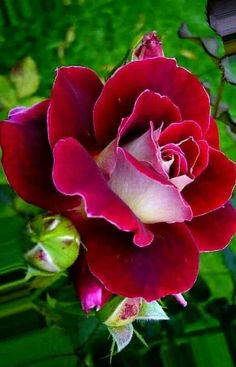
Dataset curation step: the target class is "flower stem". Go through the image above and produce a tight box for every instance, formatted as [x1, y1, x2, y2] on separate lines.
[213, 73, 225, 118]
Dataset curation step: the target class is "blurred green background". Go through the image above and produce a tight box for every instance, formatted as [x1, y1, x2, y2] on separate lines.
[0, 0, 236, 366]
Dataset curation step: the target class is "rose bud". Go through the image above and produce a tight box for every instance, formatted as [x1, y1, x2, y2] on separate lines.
[133, 31, 164, 60]
[25, 215, 80, 273]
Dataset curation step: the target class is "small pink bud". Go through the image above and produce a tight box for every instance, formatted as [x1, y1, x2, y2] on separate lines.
[133, 31, 164, 60]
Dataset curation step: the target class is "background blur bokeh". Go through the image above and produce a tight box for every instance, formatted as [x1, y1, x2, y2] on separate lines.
[0, 1, 236, 366]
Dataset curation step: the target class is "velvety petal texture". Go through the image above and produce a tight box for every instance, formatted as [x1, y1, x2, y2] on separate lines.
[48, 66, 103, 149]
[53, 137, 153, 247]
[94, 57, 210, 147]
[187, 203, 236, 251]
[183, 148, 236, 215]
[0, 101, 78, 211]
[86, 221, 199, 301]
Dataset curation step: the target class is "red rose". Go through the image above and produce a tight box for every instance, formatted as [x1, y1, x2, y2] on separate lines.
[1, 33, 236, 312]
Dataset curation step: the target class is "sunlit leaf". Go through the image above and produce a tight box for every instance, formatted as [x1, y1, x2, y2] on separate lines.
[10, 57, 40, 98]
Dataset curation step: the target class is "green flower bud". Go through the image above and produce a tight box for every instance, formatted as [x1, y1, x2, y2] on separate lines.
[25, 215, 80, 273]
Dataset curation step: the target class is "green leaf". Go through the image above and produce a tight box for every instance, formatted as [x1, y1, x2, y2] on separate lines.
[200, 252, 234, 302]
[0, 327, 77, 367]
[0, 214, 26, 276]
[217, 119, 236, 161]
[46, 293, 84, 316]
[137, 300, 169, 321]
[178, 23, 222, 60]
[108, 324, 134, 352]
[221, 56, 236, 86]
[0, 75, 17, 108]
[10, 57, 40, 98]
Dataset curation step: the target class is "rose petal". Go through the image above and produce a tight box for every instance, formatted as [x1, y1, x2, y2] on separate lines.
[118, 90, 182, 141]
[159, 120, 203, 146]
[109, 148, 192, 224]
[187, 202, 236, 251]
[124, 122, 168, 177]
[94, 58, 210, 147]
[161, 143, 188, 177]
[192, 140, 209, 177]
[53, 137, 153, 247]
[170, 175, 193, 191]
[205, 117, 220, 149]
[48, 66, 103, 149]
[0, 100, 78, 211]
[182, 148, 236, 216]
[179, 138, 200, 175]
[86, 221, 199, 301]
[72, 251, 111, 312]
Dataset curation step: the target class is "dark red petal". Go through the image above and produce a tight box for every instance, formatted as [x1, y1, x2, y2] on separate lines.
[205, 117, 220, 149]
[48, 66, 103, 149]
[118, 90, 182, 140]
[183, 148, 236, 216]
[0, 101, 78, 211]
[86, 221, 199, 301]
[159, 120, 203, 146]
[192, 140, 209, 177]
[187, 203, 236, 251]
[94, 58, 210, 147]
[179, 138, 200, 174]
[72, 250, 111, 313]
[53, 138, 153, 247]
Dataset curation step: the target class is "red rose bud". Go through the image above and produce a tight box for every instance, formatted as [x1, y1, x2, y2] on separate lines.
[25, 215, 80, 273]
[133, 31, 164, 60]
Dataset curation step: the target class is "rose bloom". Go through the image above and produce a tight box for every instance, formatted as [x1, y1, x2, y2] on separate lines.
[1, 32, 236, 312]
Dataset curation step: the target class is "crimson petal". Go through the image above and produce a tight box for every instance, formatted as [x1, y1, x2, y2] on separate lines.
[182, 147, 236, 216]
[72, 250, 111, 312]
[86, 222, 199, 301]
[187, 203, 236, 251]
[118, 90, 182, 140]
[205, 117, 220, 149]
[48, 66, 103, 149]
[53, 138, 153, 247]
[0, 101, 78, 211]
[159, 120, 203, 146]
[94, 58, 210, 147]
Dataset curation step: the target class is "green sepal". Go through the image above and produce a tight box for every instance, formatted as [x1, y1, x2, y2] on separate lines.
[137, 300, 169, 321]
[108, 324, 134, 352]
